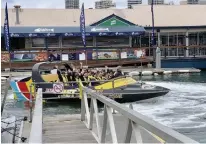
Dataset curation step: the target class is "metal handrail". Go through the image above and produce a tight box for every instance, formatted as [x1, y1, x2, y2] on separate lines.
[29, 88, 42, 143]
[27, 84, 199, 143]
[81, 86, 199, 143]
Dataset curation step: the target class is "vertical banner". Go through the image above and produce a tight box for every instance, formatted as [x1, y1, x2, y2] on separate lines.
[151, 0, 155, 61]
[80, 3, 87, 63]
[4, 2, 10, 52]
[80, 3, 86, 47]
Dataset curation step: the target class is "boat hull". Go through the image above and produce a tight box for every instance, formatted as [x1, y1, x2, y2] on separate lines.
[41, 85, 170, 103]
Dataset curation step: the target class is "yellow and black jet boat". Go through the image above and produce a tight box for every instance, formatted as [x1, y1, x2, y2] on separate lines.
[10, 62, 170, 103]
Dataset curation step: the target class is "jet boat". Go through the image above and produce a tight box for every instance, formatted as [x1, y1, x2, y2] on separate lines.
[10, 62, 170, 103]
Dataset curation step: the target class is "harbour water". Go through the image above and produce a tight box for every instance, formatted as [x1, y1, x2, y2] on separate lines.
[2, 71, 206, 143]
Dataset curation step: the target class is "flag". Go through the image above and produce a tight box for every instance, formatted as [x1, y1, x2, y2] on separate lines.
[80, 3, 86, 47]
[4, 2, 10, 52]
[151, 0, 155, 46]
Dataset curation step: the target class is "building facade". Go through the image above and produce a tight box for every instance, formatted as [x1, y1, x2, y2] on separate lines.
[1, 5, 206, 68]
[148, 0, 164, 5]
[65, 0, 79, 9]
[187, 0, 199, 4]
[180, 0, 206, 4]
[127, 0, 142, 9]
[95, 0, 116, 9]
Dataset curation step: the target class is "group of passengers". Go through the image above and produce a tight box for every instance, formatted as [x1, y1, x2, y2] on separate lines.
[53, 63, 123, 86]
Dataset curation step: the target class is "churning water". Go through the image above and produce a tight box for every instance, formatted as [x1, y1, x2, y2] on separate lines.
[125, 81, 206, 143]
[2, 71, 206, 142]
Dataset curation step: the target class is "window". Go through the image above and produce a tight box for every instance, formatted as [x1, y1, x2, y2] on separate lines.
[160, 33, 168, 46]
[168, 33, 177, 46]
[32, 38, 45, 47]
[47, 37, 59, 47]
[177, 33, 185, 46]
[62, 37, 93, 47]
[189, 33, 198, 45]
[168, 33, 178, 56]
[96, 36, 129, 47]
[160, 33, 168, 57]
[199, 32, 206, 45]
[141, 33, 150, 47]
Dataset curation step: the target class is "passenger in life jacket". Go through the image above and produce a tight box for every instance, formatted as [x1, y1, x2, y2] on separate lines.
[55, 65, 64, 82]
[82, 72, 89, 86]
[114, 69, 123, 78]
[61, 71, 68, 83]
[87, 73, 98, 86]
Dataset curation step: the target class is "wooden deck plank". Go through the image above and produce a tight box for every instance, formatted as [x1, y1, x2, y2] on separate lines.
[43, 115, 97, 143]
[43, 114, 161, 143]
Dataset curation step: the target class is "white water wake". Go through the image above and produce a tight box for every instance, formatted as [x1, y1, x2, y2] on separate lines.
[125, 81, 206, 129]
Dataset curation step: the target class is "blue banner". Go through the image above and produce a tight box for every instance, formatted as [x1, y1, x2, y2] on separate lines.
[80, 3, 86, 47]
[3, 31, 144, 38]
[4, 3, 10, 52]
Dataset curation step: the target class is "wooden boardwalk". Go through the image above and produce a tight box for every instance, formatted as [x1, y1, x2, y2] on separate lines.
[42, 114, 161, 143]
[43, 115, 97, 143]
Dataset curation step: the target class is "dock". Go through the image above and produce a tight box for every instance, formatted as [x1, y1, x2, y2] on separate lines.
[121, 67, 201, 76]
[14, 82, 199, 144]
[1, 67, 201, 79]
[43, 115, 97, 143]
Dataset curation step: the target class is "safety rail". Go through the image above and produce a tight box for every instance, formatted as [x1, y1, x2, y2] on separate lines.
[27, 82, 199, 143]
[29, 88, 42, 143]
[80, 85, 199, 143]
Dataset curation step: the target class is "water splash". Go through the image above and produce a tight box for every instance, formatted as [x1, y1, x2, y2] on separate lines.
[126, 81, 206, 130]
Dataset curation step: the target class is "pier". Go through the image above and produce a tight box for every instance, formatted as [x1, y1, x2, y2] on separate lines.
[14, 82, 199, 143]
[1, 66, 201, 79]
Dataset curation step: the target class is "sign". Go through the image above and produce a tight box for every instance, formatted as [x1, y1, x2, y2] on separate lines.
[92, 50, 119, 60]
[98, 17, 130, 27]
[10, 33, 20, 37]
[10, 51, 48, 62]
[1, 32, 144, 37]
[121, 52, 127, 59]
[91, 27, 110, 32]
[79, 53, 86, 60]
[53, 83, 64, 93]
[64, 33, 74, 36]
[62, 54, 69, 61]
[34, 28, 54, 33]
[1, 52, 10, 62]
[132, 32, 139, 35]
[134, 49, 145, 58]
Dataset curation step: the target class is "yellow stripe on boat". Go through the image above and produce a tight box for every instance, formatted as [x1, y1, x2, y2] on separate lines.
[25, 78, 35, 94]
[94, 77, 136, 90]
[42, 74, 59, 82]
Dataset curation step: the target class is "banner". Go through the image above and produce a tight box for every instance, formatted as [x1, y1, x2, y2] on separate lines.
[4, 3, 10, 52]
[1, 52, 10, 62]
[134, 49, 146, 58]
[92, 50, 119, 60]
[10, 51, 48, 62]
[80, 3, 86, 47]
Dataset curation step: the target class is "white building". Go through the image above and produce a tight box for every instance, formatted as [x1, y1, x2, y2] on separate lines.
[65, 0, 79, 9]
[127, 0, 142, 9]
[148, 0, 165, 5]
[95, 0, 116, 9]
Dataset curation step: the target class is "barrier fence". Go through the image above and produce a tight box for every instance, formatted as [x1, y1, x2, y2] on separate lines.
[27, 81, 199, 143]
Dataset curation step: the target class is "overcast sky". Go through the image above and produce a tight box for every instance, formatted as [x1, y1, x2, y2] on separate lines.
[2, 0, 180, 9]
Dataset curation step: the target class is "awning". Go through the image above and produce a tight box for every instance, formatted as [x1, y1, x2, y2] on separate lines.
[1, 26, 145, 37]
